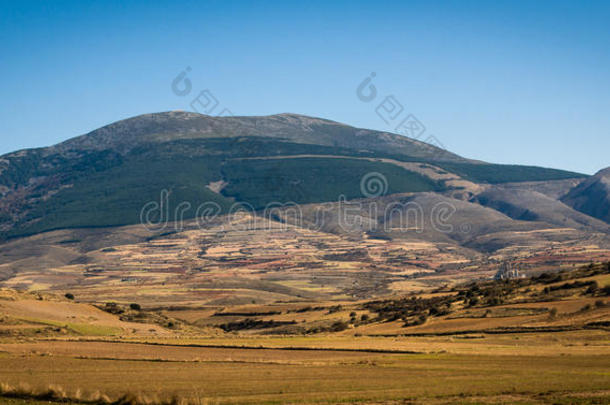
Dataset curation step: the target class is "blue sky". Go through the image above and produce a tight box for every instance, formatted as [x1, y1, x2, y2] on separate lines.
[1, 0, 608, 174]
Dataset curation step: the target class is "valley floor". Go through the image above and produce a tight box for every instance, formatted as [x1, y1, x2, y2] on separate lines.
[0, 336, 609, 404]
[1, 264, 609, 404]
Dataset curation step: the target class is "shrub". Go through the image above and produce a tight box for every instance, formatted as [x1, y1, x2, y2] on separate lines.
[330, 321, 348, 332]
[551, 280, 597, 292]
[103, 302, 124, 314]
[585, 283, 598, 295]
[64, 293, 74, 300]
[429, 305, 450, 316]
[403, 314, 428, 328]
[129, 303, 141, 311]
[360, 314, 369, 322]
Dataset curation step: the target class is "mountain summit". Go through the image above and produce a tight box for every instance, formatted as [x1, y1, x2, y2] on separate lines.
[53, 111, 466, 161]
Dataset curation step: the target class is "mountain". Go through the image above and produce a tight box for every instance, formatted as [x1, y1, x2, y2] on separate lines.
[0, 112, 588, 238]
[474, 186, 610, 233]
[0, 112, 608, 303]
[561, 167, 610, 224]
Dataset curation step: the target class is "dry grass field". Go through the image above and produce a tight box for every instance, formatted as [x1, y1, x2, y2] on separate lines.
[0, 349, 609, 404]
[0, 263, 609, 404]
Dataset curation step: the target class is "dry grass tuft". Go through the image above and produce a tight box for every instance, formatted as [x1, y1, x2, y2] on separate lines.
[0, 381, 197, 405]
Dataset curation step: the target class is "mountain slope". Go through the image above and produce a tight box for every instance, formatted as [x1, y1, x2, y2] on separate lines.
[562, 167, 610, 224]
[0, 112, 588, 238]
[275, 192, 593, 253]
[474, 187, 610, 233]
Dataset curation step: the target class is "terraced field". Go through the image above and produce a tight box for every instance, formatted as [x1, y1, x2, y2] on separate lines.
[2, 208, 609, 310]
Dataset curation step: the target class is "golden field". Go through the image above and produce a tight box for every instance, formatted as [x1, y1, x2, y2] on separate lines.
[0, 263, 609, 404]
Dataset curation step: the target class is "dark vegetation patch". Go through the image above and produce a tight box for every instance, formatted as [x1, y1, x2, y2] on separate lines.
[219, 319, 297, 332]
[363, 294, 455, 326]
[221, 157, 442, 208]
[304, 320, 349, 334]
[321, 249, 369, 261]
[287, 305, 327, 313]
[432, 162, 586, 184]
[363, 262, 610, 328]
[212, 311, 282, 317]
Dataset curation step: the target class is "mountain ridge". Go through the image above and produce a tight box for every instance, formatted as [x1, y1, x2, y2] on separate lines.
[47, 111, 468, 162]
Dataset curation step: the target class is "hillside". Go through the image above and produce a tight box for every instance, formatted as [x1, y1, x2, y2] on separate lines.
[474, 187, 610, 233]
[1, 195, 609, 305]
[562, 167, 610, 224]
[0, 112, 587, 238]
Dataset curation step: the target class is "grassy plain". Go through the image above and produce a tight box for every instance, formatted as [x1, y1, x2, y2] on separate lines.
[0, 264, 609, 404]
[1, 349, 609, 404]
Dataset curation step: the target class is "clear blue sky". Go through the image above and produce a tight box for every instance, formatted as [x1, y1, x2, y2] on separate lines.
[1, 0, 609, 174]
